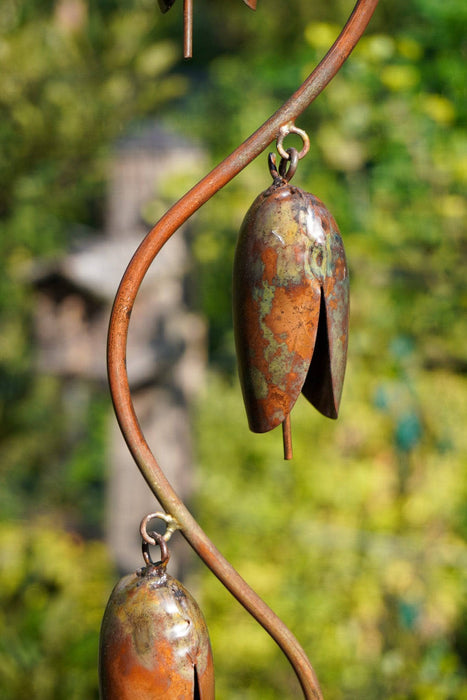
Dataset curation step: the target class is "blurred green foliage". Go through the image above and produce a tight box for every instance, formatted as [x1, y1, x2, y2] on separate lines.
[0, 521, 113, 699]
[183, 0, 467, 697]
[0, 1, 183, 694]
[0, 0, 184, 527]
[1, 0, 466, 697]
[194, 366, 467, 698]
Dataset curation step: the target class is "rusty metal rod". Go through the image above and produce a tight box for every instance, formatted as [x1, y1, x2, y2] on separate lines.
[283, 414, 293, 460]
[183, 0, 193, 59]
[107, 2, 378, 697]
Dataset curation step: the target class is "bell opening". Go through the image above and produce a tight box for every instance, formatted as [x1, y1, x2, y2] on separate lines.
[302, 292, 337, 418]
[194, 665, 201, 700]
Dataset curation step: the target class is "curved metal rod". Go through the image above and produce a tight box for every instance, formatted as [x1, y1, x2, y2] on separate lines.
[107, 2, 378, 697]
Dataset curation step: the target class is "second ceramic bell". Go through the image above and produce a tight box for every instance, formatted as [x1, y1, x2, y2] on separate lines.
[99, 533, 214, 699]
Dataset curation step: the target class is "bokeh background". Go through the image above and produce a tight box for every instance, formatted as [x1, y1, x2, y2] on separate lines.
[1, 0, 466, 698]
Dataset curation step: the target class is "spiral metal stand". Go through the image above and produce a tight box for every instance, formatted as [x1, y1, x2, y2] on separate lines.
[106, 2, 379, 697]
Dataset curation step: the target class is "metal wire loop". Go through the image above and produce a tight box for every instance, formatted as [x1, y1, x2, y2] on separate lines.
[140, 511, 181, 545]
[279, 147, 299, 181]
[142, 530, 170, 568]
[268, 148, 299, 182]
[277, 122, 310, 161]
[268, 152, 281, 180]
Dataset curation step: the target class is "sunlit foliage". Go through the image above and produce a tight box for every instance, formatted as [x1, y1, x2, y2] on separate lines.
[182, 0, 467, 697]
[0, 522, 113, 699]
[0, 0, 184, 528]
[1, 0, 466, 697]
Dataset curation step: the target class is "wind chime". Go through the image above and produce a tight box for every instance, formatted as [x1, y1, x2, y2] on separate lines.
[100, 1, 379, 698]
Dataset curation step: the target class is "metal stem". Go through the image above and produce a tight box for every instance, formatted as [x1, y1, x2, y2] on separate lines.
[283, 414, 293, 460]
[107, 2, 378, 697]
[183, 0, 193, 59]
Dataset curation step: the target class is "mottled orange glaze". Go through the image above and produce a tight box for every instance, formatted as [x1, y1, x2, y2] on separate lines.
[233, 176, 349, 435]
[99, 566, 214, 699]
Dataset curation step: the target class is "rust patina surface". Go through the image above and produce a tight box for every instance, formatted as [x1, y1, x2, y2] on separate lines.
[99, 564, 214, 699]
[233, 176, 349, 435]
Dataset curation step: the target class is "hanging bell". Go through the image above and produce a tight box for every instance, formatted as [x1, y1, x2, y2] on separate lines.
[233, 146, 349, 459]
[99, 528, 214, 699]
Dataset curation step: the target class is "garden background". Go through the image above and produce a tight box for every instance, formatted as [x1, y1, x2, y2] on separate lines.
[0, 0, 466, 697]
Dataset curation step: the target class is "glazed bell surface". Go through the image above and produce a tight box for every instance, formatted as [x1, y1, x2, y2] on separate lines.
[99, 562, 214, 699]
[233, 177, 349, 435]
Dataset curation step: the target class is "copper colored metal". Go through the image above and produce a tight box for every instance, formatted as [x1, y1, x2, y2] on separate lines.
[233, 158, 349, 457]
[277, 122, 310, 161]
[159, 0, 256, 58]
[183, 0, 193, 59]
[99, 534, 214, 700]
[107, 3, 378, 698]
[282, 413, 293, 460]
[141, 533, 170, 567]
[157, 0, 192, 58]
[140, 511, 181, 545]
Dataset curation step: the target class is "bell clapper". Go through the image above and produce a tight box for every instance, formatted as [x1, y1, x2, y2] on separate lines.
[282, 413, 293, 461]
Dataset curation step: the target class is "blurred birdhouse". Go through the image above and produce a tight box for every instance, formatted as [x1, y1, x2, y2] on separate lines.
[30, 123, 207, 574]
